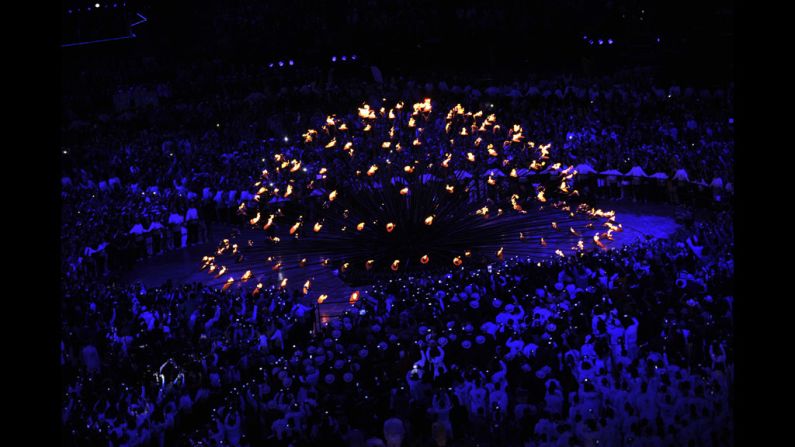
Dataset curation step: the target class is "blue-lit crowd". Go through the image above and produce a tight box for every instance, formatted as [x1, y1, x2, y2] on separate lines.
[62, 63, 734, 446]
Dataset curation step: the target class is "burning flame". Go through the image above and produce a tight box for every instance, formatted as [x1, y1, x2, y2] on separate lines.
[424, 215, 434, 225]
[497, 247, 504, 260]
[381, 142, 391, 149]
[303, 280, 311, 295]
[250, 212, 261, 225]
[487, 176, 496, 186]
[467, 152, 476, 162]
[314, 222, 323, 232]
[413, 98, 432, 114]
[241, 270, 252, 281]
[386, 222, 396, 232]
[541, 237, 547, 247]
[358, 104, 371, 119]
[570, 227, 581, 237]
[453, 256, 463, 266]
[551, 222, 559, 230]
[222, 277, 235, 291]
[317, 294, 328, 304]
[445, 184, 455, 193]
[464, 251, 472, 257]
[537, 191, 547, 203]
[272, 262, 282, 271]
[299, 258, 307, 267]
[280, 278, 288, 288]
[262, 215, 274, 230]
[284, 184, 293, 198]
[404, 165, 415, 173]
[290, 161, 302, 172]
[391, 260, 400, 271]
[357, 222, 365, 231]
[420, 255, 430, 264]
[367, 165, 379, 176]
[349, 291, 360, 305]
[399, 187, 410, 195]
[341, 262, 350, 272]
[510, 168, 518, 178]
[290, 222, 301, 235]
[325, 138, 337, 149]
[329, 190, 338, 201]
[366, 259, 375, 270]
[555, 249, 566, 258]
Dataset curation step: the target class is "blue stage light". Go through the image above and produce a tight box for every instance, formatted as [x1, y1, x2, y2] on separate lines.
[608, 39, 614, 45]
[278, 61, 284, 67]
[598, 39, 603, 45]
[351, 55, 357, 60]
[341, 55, 347, 61]
[331, 56, 337, 62]
[288, 60, 294, 66]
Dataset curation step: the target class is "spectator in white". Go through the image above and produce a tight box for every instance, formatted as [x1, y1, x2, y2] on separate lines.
[129, 221, 147, 260]
[185, 204, 200, 245]
[146, 218, 165, 255]
[224, 410, 242, 445]
[167, 211, 185, 250]
[383, 417, 406, 447]
[624, 316, 640, 358]
[429, 390, 453, 440]
[81, 343, 101, 375]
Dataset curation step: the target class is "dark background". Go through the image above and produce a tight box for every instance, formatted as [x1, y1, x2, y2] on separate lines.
[61, 0, 734, 86]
